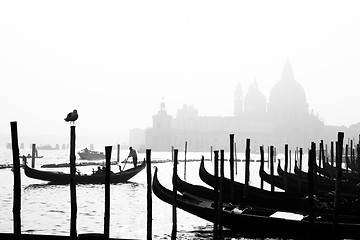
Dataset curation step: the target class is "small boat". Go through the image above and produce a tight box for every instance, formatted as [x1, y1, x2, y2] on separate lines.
[78, 148, 105, 160]
[41, 161, 119, 168]
[0, 164, 12, 169]
[153, 167, 360, 239]
[23, 159, 146, 184]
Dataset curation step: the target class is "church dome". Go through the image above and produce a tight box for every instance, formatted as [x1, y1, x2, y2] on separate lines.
[268, 61, 308, 114]
[244, 81, 266, 114]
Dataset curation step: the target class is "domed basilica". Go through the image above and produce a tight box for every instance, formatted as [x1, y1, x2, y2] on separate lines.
[139, 61, 355, 152]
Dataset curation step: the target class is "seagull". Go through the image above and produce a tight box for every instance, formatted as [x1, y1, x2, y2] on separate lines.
[64, 109, 78, 125]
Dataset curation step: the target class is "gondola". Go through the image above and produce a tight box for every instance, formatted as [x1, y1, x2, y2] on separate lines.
[294, 159, 358, 182]
[274, 161, 360, 196]
[23, 159, 146, 184]
[153, 167, 360, 239]
[177, 170, 338, 214]
[198, 157, 303, 199]
[315, 160, 360, 183]
[197, 158, 360, 214]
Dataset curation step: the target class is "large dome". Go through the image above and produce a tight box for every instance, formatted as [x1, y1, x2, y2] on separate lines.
[244, 81, 266, 114]
[268, 61, 308, 113]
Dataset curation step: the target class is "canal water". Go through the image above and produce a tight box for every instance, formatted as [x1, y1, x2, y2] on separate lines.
[0, 146, 287, 239]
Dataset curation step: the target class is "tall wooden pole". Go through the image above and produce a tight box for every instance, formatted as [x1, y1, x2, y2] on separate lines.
[356, 140, 358, 171]
[318, 141, 322, 169]
[289, 150, 292, 174]
[69, 126, 77, 237]
[334, 132, 344, 227]
[213, 151, 219, 239]
[331, 141, 334, 166]
[270, 146, 274, 192]
[10, 122, 21, 235]
[244, 138, 250, 198]
[298, 148, 303, 193]
[184, 141, 187, 181]
[260, 146, 264, 190]
[117, 144, 120, 163]
[345, 144, 349, 173]
[219, 150, 224, 238]
[104, 146, 112, 237]
[313, 143, 317, 195]
[146, 149, 152, 240]
[284, 144, 288, 192]
[229, 134, 235, 203]
[308, 143, 315, 225]
[171, 149, 178, 240]
[31, 143, 36, 168]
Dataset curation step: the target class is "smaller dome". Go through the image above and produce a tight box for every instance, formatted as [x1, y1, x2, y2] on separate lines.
[244, 81, 266, 114]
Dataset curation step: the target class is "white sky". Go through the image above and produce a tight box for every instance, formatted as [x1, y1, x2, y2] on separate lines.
[1, 1, 360, 143]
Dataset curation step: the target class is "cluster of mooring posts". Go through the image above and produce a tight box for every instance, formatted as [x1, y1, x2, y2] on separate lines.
[4, 121, 360, 239]
[4, 122, 154, 240]
[167, 132, 360, 239]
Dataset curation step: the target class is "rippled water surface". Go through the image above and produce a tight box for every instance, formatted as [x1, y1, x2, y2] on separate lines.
[0, 146, 284, 239]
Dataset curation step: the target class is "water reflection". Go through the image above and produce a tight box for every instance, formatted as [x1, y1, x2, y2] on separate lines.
[24, 183, 60, 190]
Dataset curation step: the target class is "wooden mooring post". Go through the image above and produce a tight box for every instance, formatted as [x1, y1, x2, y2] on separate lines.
[213, 151, 219, 239]
[350, 140, 354, 171]
[184, 141, 187, 181]
[334, 132, 344, 227]
[308, 143, 315, 226]
[313, 143, 318, 195]
[104, 146, 112, 237]
[331, 141, 334, 166]
[270, 146, 274, 192]
[10, 121, 21, 235]
[345, 144, 349, 173]
[218, 150, 224, 238]
[284, 144, 288, 192]
[117, 144, 120, 163]
[31, 143, 36, 168]
[289, 149, 292, 174]
[318, 141, 322, 170]
[260, 146, 264, 190]
[69, 126, 77, 237]
[244, 138, 250, 198]
[146, 149, 152, 240]
[171, 149, 178, 240]
[229, 134, 235, 203]
[298, 148, 303, 193]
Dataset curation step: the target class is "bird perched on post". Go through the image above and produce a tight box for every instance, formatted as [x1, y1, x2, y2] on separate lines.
[64, 109, 78, 125]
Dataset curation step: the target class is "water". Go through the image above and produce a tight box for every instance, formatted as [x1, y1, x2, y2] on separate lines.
[0, 146, 282, 239]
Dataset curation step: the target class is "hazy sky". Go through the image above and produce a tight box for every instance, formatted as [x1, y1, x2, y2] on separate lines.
[1, 1, 360, 143]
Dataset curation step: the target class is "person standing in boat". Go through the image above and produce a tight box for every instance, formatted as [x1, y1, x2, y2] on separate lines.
[127, 147, 138, 167]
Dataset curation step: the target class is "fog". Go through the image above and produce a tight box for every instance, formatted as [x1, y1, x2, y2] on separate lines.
[1, 1, 360, 146]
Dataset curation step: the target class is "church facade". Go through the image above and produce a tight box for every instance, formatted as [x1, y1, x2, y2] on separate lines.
[139, 61, 357, 152]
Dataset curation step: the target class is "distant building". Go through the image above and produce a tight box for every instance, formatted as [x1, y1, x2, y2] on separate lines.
[133, 61, 359, 152]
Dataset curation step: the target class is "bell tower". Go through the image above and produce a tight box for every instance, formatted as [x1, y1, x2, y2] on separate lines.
[152, 98, 172, 129]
